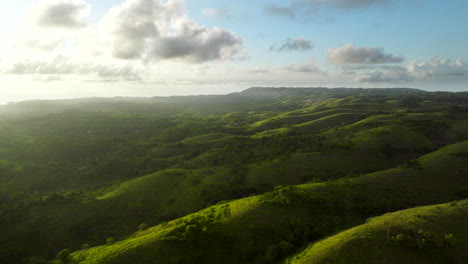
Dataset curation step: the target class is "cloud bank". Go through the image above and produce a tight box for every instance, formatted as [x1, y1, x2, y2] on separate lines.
[2, 56, 141, 81]
[355, 57, 467, 83]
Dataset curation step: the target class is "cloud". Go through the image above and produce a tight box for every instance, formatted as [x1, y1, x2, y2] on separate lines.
[282, 60, 326, 74]
[30, 0, 90, 28]
[407, 57, 466, 80]
[328, 43, 404, 64]
[355, 57, 467, 83]
[24, 39, 62, 52]
[202, 8, 231, 18]
[264, 5, 296, 18]
[2, 56, 141, 81]
[355, 66, 414, 83]
[319, 0, 389, 9]
[270, 38, 313, 52]
[265, 0, 389, 19]
[245, 67, 271, 74]
[152, 25, 242, 62]
[100, 0, 242, 63]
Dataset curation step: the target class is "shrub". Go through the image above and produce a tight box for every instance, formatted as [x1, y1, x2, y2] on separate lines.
[56, 249, 70, 263]
[261, 185, 312, 206]
[139, 223, 149, 231]
[402, 160, 422, 169]
[444, 234, 458, 247]
[106, 237, 115, 245]
[28, 256, 47, 264]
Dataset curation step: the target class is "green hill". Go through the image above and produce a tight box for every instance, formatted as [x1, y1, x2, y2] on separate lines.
[68, 142, 468, 264]
[288, 200, 468, 264]
[0, 88, 466, 264]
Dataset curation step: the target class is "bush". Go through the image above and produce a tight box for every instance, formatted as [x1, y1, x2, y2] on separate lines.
[401, 160, 422, 169]
[261, 185, 312, 206]
[139, 223, 149, 231]
[56, 249, 70, 263]
[444, 234, 458, 247]
[28, 256, 47, 264]
[106, 236, 115, 245]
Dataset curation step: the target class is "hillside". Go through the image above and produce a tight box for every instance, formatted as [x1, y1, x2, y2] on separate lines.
[0, 88, 466, 264]
[288, 200, 468, 264]
[68, 142, 468, 264]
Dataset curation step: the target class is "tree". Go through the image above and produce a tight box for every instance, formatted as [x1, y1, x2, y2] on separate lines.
[56, 249, 70, 263]
[106, 237, 115, 245]
[139, 223, 149, 231]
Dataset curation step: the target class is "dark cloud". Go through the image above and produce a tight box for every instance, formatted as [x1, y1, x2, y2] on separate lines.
[329, 44, 404, 64]
[33, 0, 90, 28]
[152, 25, 242, 63]
[270, 38, 313, 52]
[102, 0, 242, 63]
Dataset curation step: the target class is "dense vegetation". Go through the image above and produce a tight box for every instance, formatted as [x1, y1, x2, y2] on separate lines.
[0, 87, 466, 264]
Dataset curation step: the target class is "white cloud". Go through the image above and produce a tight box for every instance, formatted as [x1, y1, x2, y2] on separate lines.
[355, 57, 467, 83]
[30, 0, 90, 28]
[2, 56, 141, 81]
[329, 43, 404, 64]
[99, 0, 242, 62]
[355, 66, 413, 83]
[0, 0, 243, 87]
[407, 57, 466, 79]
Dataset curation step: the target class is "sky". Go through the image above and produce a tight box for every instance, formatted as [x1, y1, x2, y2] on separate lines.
[0, 0, 467, 104]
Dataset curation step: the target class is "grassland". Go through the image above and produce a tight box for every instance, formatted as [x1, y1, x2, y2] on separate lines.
[288, 200, 468, 264]
[0, 88, 466, 264]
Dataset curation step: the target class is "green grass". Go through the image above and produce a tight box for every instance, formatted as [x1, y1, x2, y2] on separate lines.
[294, 113, 366, 132]
[287, 200, 468, 264]
[0, 88, 466, 264]
[249, 109, 369, 132]
[348, 125, 434, 150]
[181, 133, 233, 144]
[68, 142, 468, 264]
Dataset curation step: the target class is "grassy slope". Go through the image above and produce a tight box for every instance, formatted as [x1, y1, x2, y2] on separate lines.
[249, 108, 371, 132]
[69, 142, 468, 264]
[288, 200, 468, 264]
[252, 113, 368, 138]
[0, 168, 236, 263]
[1, 89, 466, 263]
[0, 119, 438, 263]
